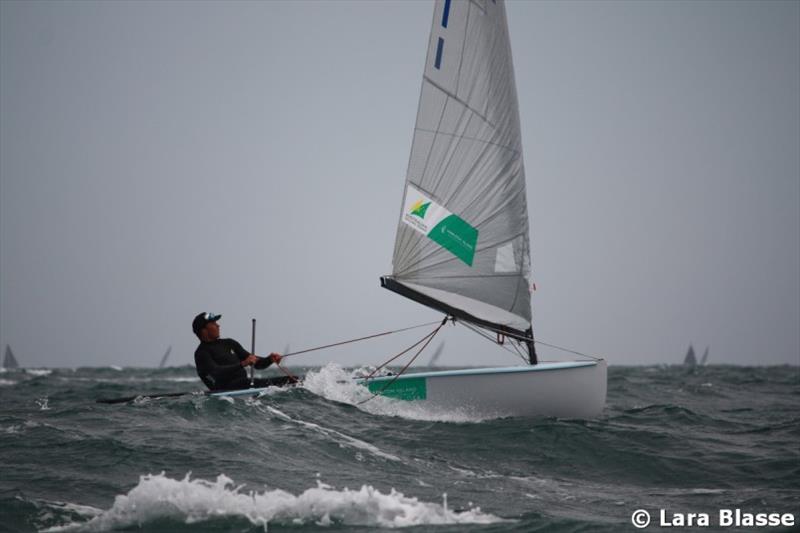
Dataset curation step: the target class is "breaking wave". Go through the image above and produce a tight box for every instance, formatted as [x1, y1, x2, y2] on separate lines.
[43, 473, 505, 531]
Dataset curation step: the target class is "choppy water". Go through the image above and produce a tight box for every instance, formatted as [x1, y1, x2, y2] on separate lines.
[1, 364, 798, 532]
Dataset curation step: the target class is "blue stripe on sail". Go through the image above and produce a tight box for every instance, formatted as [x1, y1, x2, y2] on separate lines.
[434, 37, 444, 69]
[442, 0, 451, 28]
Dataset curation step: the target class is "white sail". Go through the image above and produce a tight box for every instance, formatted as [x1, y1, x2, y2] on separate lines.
[383, 0, 532, 344]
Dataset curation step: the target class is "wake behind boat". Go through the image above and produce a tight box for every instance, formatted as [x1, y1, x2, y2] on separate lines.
[361, 0, 607, 418]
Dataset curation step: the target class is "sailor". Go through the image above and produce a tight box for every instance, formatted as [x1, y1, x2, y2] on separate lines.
[192, 312, 284, 391]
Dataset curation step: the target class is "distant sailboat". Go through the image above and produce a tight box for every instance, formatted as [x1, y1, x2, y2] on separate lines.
[158, 346, 172, 369]
[426, 341, 446, 368]
[368, 0, 607, 418]
[683, 345, 697, 366]
[699, 346, 709, 366]
[3, 345, 20, 369]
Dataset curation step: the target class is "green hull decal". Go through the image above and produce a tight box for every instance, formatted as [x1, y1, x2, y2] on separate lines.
[429, 214, 478, 266]
[367, 377, 427, 400]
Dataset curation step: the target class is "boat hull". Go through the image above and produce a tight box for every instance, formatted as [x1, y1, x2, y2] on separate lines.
[362, 360, 607, 419]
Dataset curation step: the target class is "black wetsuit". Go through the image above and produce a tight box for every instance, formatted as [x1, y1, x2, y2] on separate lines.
[194, 338, 282, 391]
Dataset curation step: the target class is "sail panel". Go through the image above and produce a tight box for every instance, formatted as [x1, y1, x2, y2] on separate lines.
[389, 0, 532, 330]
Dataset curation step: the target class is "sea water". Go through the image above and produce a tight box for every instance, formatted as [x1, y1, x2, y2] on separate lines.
[0, 364, 797, 532]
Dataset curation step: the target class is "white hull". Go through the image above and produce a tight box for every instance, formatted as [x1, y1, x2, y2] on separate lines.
[208, 387, 273, 399]
[362, 360, 607, 419]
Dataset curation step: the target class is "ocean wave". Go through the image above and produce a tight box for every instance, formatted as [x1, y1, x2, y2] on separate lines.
[43, 473, 505, 531]
[25, 368, 53, 377]
[301, 364, 487, 423]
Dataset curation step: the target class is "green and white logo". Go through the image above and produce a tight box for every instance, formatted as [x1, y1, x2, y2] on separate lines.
[410, 199, 431, 219]
[367, 377, 427, 400]
[402, 185, 479, 266]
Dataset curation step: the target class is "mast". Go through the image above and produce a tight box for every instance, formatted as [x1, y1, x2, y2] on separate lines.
[525, 327, 538, 365]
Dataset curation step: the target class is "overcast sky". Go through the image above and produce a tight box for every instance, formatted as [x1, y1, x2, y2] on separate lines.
[1, 0, 798, 368]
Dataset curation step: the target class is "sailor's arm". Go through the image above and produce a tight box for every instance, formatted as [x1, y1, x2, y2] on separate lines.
[254, 353, 282, 369]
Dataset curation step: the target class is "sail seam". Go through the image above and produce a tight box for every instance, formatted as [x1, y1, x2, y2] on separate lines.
[422, 76, 496, 129]
[412, 129, 520, 157]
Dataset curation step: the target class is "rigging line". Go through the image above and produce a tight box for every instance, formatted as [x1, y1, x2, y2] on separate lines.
[461, 320, 527, 362]
[358, 317, 449, 405]
[460, 320, 601, 362]
[281, 320, 443, 359]
[534, 339, 602, 362]
[509, 336, 528, 362]
[275, 362, 300, 384]
[362, 319, 448, 381]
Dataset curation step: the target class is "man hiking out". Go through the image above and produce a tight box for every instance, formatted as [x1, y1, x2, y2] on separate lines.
[192, 312, 292, 391]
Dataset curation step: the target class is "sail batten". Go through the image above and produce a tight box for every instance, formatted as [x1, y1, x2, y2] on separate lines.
[386, 0, 533, 339]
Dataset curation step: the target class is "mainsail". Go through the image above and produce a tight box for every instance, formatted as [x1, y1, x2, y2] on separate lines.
[383, 0, 535, 359]
[3, 345, 19, 369]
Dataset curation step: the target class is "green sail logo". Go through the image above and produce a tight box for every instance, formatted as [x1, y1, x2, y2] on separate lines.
[410, 199, 431, 219]
[402, 185, 479, 266]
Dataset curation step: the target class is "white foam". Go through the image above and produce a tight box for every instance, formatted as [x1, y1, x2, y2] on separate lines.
[0, 378, 15, 386]
[44, 473, 505, 531]
[302, 364, 486, 423]
[266, 406, 401, 462]
[25, 368, 52, 377]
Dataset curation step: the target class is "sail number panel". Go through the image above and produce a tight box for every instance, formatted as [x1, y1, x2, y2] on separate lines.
[402, 185, 478, 266]
[367, 377, 427, 401]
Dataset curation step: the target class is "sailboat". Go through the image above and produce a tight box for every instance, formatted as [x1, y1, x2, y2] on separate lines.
[683, 345, 697, 366]
[426, 341, 446, 368]
[365, 0, 606, 418]
[3, 345, 19, 369]
[699, 346, 709, 365]
[158, 346, 172, 369]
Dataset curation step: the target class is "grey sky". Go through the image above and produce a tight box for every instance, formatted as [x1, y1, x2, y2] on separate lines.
[1, 0, 797, 368]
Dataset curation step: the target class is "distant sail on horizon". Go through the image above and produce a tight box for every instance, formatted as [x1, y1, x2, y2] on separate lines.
[3, 345, 20, 369]
[426, 341, 446, 367]
[158, 346, 172, 369]
[683, 344, 697, 366]
[700, 346, 709, 366]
